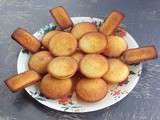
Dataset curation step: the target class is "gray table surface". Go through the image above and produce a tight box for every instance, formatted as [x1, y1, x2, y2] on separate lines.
[0, 0, 160, 120]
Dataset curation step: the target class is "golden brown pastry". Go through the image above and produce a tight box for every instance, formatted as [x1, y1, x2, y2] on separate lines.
[5, 70, 41, 92]
[28, 51, 53, 74]
[79, 32, 107, 53]
[48, 57, 78, 79]
[11, 28, 41, 53]
[121, 45, 157, 64]
[49, 6, 73, 29]
[103, 59, 129, 83]
[99, 10, 125, 36]
[40, 74, 72, 99]
[41, 30, 61, 48]
[103, 36, 128, 57]
[76, 78, 107, 102]
[71, 51, 84, 63]
[49, 32, 77, 56]
[80, 54, 108, 78]
[71, 22, 98, 39]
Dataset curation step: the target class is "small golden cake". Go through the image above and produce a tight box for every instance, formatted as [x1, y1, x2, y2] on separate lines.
[49, 32, 77, 56]
[103, 36, 128, 57]
[80, 54, 108, 78]
[103, 59, 129, 83]
[28, 51, 53, 74]
[76, 78, 107, 102]
[40, 74, 72, 99]
[48, 57, 78, 79]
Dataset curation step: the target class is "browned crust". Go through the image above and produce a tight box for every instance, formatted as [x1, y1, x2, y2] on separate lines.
[11, 28, 41, 53]
[121, 45, 158, 64]
[5, 79, 39, 93]
[110, 10, 125, 19]
[5, 71, 41, 92]
[49, 6, 73, 29]
[99, 10, 125, 36]
[103, 10, 125, 25]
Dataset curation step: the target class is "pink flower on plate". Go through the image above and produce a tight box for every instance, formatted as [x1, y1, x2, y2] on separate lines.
[58, 96, 72, 105]
[118, 80, 129, 86]
[113, 90, 121, 96]
[113, 27, 126, 37]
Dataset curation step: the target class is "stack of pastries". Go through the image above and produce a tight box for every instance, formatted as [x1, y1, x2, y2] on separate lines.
[5, 6, 157, 102]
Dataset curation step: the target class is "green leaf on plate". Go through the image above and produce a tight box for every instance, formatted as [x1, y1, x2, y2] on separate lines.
[22, 49, 29, 54]
[43, 24, 57, 34]
[64, 107, 69, 111]
[29, 91, 37, 95]
[35, 96, 46, 101]
[71, 106, 81, 108]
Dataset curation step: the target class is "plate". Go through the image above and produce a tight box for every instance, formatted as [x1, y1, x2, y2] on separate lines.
[17, 17, 142, 113]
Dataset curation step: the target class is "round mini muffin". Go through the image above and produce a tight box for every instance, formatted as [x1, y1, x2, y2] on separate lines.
[79, 32, 107, 53]
[71, 51, 84, 63]
[40, 74, 72, 99]
[49, 32, 77, 56]
[28, 51, 53, 74]
[80, 54, 108, 78]
[76, 78, 107, 102]
[48, 56, 78, 79]
[42, 30, 61, 48]
[71, 22, 98, 39]
[103, 36, 128, 57]
[102, 59, 129, 83]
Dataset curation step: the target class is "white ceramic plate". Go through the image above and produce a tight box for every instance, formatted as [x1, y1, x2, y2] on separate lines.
[17, 17, 142, 113]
